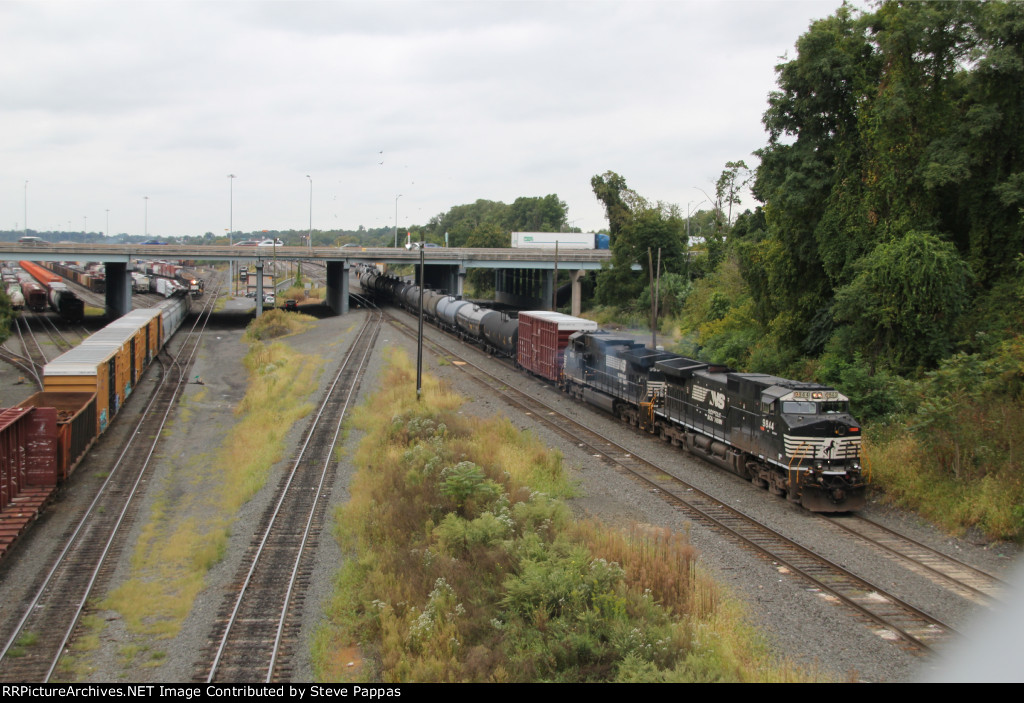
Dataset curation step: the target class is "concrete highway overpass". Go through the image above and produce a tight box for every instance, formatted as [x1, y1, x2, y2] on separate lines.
[0, 243, 614, 317]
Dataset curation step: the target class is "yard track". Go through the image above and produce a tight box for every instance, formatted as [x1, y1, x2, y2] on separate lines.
[196, 309, 382, 683]
[0, 288, 220, 682]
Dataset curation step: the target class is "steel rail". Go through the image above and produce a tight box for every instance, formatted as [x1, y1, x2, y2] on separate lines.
[204, 309, 382, 682]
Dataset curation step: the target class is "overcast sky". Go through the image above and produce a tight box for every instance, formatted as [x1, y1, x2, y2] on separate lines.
[2, 0, 846, 239]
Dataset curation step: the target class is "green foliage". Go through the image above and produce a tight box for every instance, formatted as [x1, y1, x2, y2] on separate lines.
[590, 171, 635, 239]
[832, 230, 971, 371]
[591, 172, 688, 306]
[0, 288, 12, 345]
[638, 272, 692, 321]
[424, 195, 569, 249]
[243, 308, 314, 341]
[750, 0, 1024, 363]
[715, 160, 751, 228]
[439, 461, 502, 515]
[817, 348, 916, 423]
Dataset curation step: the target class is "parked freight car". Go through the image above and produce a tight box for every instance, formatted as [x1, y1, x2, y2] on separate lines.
[48, 284, 85, 322]
[0, 295, 190, 558]
[20, 280, 47, 312]
[44, 261, 106, 293]
[6, 283, 25, 311]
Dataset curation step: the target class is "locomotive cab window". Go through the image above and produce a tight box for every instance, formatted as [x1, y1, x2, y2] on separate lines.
[782, 401, 816, 414]
[821, 401, 848, 414]
[760, 400, 776, 414]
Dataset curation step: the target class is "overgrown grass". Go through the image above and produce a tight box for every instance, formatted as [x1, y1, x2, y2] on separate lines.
[855, 338, 1024, 541]
[281, 284, 325, 302]
[101, 325, 324, 648]
[244, 308, 316, 341]
[313, 349, 811, 682]
[866, 408, 1024, 541]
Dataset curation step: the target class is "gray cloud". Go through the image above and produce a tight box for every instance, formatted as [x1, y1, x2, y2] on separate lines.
[3, 0, 844, 237]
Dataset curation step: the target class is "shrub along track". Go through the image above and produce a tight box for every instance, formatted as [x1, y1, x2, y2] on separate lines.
[0, 286, 222, 683]
[195, 310, 382, 683]
[381, 302, 975, 656]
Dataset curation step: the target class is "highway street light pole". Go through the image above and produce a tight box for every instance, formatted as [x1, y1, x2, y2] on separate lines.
[393, 194, 402, 247]
[229, 174, 236, 295]
[307, 175, 313, 249]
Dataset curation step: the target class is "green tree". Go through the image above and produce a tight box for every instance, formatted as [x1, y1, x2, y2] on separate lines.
[506, 195, 568, 232]
[591, 172, 688, 307]
[747, 0, 1024, 364]
[591, 171, 645, 242]
[0, 290, 13, 345]
[832, 230, 971, 371]
[715, 160, 751, 228]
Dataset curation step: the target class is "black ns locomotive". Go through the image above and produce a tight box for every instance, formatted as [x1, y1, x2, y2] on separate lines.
[561, 331, 865, 512]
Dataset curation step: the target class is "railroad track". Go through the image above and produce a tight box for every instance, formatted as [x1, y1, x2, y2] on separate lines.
[195, 309, 382, 683]
[825, 514, 1006, 606]
[0, 344, 41, 389]
[0, 288, 221, 683]
[0, 317, 49, 388]
[382, 303, 960, 655]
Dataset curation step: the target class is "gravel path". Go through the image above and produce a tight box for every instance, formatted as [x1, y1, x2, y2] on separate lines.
[0, 303, 1019, 683]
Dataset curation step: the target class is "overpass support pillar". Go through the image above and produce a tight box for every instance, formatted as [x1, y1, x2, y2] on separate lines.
[541, 269, 554, 310]
[457, 265, 466, 297]
[104, 262, 133, 320]
[326, 261, 349, 315]
[255, 263, 264, 317]
[494, 268, 555, 310]
[571, 270, 584, 317]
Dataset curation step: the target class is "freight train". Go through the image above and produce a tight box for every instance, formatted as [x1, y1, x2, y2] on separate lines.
[357, 266, 865, 512]
[18, 260, 85, 322]
[43, 261, 106, 293]
[135, 261, 204, 298]
[0, 295, 191, 556]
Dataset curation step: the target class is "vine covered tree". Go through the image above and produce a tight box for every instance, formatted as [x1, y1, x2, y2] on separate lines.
[746, 0, 1024, 363]
[591, 172, 688, 305]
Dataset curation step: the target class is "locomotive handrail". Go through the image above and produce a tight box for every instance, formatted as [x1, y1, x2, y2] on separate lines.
[788, 441, 812, 470]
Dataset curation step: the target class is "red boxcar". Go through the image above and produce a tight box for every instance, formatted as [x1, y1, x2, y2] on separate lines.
[517, 311, 598, 382]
